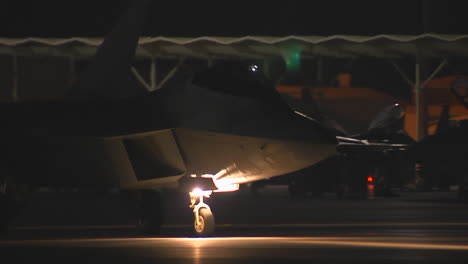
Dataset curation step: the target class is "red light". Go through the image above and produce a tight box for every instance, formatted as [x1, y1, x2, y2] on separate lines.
[367, 176, 374, 183]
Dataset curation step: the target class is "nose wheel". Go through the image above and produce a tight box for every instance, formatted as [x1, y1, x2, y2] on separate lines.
[194, 207, 214, 235]
[189, 189, 215, 236]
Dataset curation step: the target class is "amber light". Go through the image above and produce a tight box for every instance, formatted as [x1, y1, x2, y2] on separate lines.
[367, 176, 374, 183]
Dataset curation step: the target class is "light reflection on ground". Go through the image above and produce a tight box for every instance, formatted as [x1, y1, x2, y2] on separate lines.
[2, 236, 468, 251]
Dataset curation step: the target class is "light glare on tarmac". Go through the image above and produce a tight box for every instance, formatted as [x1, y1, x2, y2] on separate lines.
[2, 236, 468, 251]
[12, 221, 468, 230]
[5, 190, 468, 263]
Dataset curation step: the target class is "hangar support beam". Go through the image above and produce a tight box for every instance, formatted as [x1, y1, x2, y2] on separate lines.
[391, 59, 448, 141]
[11, 55, 18, 102]
[155, 58, 185, 90]
[131, 58, 156, 91]
[131, 58, 185, 92]
[414, 62, 425, 141]
[150, 59, 156, 90]
[68, 56, 76, 91]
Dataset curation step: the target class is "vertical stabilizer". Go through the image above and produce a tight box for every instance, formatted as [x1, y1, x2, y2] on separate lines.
[435, 104, 450, 135]
[451, 77, 468, 109]
[361, 103, 413, 143]
[67, 0, 151, 101]
[300, 87, 348, 136]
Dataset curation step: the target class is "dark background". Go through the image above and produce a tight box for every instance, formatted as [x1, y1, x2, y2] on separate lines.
[2, 0, 468, 101]
[2, 0, 468, 37]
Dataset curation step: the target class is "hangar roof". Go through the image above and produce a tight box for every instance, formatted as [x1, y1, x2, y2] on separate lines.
[1, 34, 468, 59]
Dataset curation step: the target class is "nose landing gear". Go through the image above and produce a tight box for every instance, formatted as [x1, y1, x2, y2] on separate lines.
[189, 188, 215, 236]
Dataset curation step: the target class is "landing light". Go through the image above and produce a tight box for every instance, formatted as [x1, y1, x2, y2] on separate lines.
[191, 187, 212, 197]
[192, 187, 203, 196]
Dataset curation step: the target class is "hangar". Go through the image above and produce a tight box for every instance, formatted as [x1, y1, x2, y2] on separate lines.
[1, 34, 468, 140]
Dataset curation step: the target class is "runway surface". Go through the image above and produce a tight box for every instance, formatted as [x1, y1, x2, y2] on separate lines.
[3, 186, 468, 263]
[2, 234, 468, 264]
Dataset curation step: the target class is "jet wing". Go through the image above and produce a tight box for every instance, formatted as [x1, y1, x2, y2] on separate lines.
[336, 136, 410, 154]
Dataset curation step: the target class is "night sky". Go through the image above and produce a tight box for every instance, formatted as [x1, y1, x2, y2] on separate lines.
[2, 0, 468, 37]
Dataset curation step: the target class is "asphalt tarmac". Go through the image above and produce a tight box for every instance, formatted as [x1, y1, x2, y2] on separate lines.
[2, 186, 468, 263]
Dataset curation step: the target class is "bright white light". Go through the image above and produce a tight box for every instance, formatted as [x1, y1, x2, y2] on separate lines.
[192, 187, 204, 197]
[213, 181, 239, 193]
[191, 187, 212, 197]
[249, 65, 258, 72]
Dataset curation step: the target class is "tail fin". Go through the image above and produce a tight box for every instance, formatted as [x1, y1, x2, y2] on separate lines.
[300, 88, 348, 136]
[363, 103, 413, 143]
[279, 87, 347, 136]
[451, 77, 468, 109]
[435, 104, 450, 135]
[67, 0, 151, 101]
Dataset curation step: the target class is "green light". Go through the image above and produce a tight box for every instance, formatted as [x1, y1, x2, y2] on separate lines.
[285, 51, 301, 72]
[282, 42, 302, 72]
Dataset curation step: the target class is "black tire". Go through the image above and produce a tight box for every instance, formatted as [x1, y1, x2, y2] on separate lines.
[194, 207, 215, 236]
[0, 178, 31, 235]
[0, 194, 9, 235]
[288, 175, 306, 200]
[136, 190, 164, 236]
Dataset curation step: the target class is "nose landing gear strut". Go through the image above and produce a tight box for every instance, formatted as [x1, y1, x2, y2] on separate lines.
[189, 188, 215, 236]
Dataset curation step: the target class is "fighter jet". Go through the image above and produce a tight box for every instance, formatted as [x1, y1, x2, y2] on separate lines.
[408, 78, 468, 195]
[0, 0, 337, 235]
[253, 98, 415, 198]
